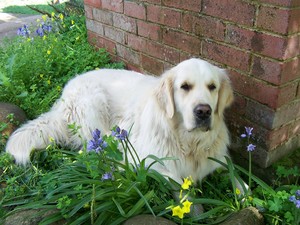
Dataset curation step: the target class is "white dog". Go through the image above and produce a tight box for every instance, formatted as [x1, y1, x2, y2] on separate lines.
[6, 58, 234, 184]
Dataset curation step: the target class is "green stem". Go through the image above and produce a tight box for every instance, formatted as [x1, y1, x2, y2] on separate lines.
[248, 150, 252, 195]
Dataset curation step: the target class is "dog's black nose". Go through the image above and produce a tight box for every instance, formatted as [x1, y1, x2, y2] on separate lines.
[193, 104, 212, 120]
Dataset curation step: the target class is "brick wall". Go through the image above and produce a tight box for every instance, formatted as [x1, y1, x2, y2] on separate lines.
[83, 0, 300, 168]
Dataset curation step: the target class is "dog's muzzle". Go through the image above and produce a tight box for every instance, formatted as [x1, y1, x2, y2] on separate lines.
[193, 104, 212, 131]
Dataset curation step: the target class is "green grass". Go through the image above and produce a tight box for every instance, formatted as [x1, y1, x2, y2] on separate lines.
[1, 4, 59, 15]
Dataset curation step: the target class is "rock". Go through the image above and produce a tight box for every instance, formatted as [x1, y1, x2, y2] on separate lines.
[220, 207, 264, 225]
[0, 102, 27, 137]
[123, 214, 177, 225]
[4, 209, 66, 225]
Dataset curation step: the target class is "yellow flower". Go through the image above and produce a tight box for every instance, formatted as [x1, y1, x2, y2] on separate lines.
[71, 20, 75, 25]
[47, 79, 51, 85]
[43, 35, 47, 40]
[42, 14, 48, 21]
[47, 50, 51, 55]
[235, 188, 241, 195]
[171, 205, 184, 219]
[182, 200, 193, 213]
[59, 13, 64, 20]
[181, 176, 193, 190]
[248, 196, 253, 202]
[40, 74, 44, 78]
[51, 12, 55, 17]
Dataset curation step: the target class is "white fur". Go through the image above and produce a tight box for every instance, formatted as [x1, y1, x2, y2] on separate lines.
[5, 58, 234, 183]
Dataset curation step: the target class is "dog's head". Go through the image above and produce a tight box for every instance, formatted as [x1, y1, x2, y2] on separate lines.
[155, 58, 234, 132]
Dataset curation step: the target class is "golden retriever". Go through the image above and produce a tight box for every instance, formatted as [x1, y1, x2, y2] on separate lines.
[5, 58, 233, 184]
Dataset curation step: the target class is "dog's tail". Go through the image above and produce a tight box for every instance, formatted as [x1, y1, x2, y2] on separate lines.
[5, 109, 70, 165]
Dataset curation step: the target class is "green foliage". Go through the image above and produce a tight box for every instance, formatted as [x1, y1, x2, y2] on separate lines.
[0, 11, 123, 119]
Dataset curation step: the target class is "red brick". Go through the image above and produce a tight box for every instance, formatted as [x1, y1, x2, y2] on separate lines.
[289, 9, 300, 34]
[255, 0, 300, 7]
[124, 1, 146, 20]
[86, 19, 104, 35]
[202, 0, 256, 26]
[112, 13, 137, 33]
[278, 82, 298, 107]
[141, 54, 164, 75]
[97, 36, 116, 54]
[163, 29, 201, 55]
[245, 100, 276, 129]
[228, 70, 279, 109]
[104, 25, 126, 44]
[257, 6, 290, 35]
[252, 56, 300, 85]
[274, 102, 300, 127]
[226, 25, 288, 59]
[290, 119, 300, 136]
[127, 33, 147, 51]
[252, 57, 282, 85]
[162, 0, 201, 12]
[146, 41, 180, 64]
[84, 0, 101, 8]
[147, 5, 181, 28]
[93, 8, 113, 25]
[84, 5, 93, 19]
[284, 35, 300, 59]
[182, 13, 225, 41]
[102, 0, 124, 13]
[140, 0, 161, 4]
[267, 125, 290, 149]
[202, 41, 250, 72]
[231, 94, 247, 116]
[137, 20, 162, 41]
[116, 44, 140, 65]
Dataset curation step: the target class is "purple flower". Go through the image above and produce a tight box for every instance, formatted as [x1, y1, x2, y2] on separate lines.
[289, 194, 300, 208]
[87, 129, 107, 153]
[36, 27, 44, 37]
[112, 126, 128, 141]
[17, 25, 30, 37]
[296, 190, 300, 197]
[290, 195, 296, 203]
[42, 24, 52, 32]
[101, 172, 113, 181]
[247, 143, 256, 152]
[296, 200, 300, 209]
[241, 127, 253, 138]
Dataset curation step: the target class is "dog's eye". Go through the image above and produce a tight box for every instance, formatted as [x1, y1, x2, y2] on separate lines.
[181, 83, 192, 91]
[208, 83, 216, 91]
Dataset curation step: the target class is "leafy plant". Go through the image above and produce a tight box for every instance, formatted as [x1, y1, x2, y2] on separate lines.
[0, 10, 123, 119]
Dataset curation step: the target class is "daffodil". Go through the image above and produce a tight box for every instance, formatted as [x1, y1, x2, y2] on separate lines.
[171, 205, 184, 219]
[59, 13, 64, 20]
[181, 176, 193, 190]
[182, 200, 192, 213]
[42, 14, 48, 22]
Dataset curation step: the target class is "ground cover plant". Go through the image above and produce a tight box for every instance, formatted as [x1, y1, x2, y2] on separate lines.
[0, 2, 299, 225]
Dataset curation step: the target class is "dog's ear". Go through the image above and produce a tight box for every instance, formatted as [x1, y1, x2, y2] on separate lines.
[154, 71, 175, 118]
[217, 69, 234, 117]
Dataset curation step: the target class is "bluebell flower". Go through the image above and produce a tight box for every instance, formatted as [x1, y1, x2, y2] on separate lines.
[290, 195, 296, 203]
[247, 143, 256, 152]
[241, 127, 253, 138]
[36, 27, 44, 37]
[112, 126, 128, 141]
[17, 25, 30, 37]
[42, 24, 52, 32]
[87, 129, 107, 153]
[101, 172, 113, 181]
[289, 194, 300, 208]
